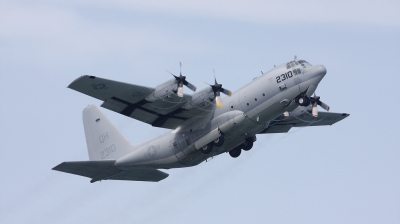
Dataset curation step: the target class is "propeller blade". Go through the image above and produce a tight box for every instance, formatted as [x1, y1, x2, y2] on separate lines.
[311, 96, 319, 117]
[185, 81, 197, 91]
[206, 71, 232, 106]
[213, 69, 217, 85]
[167, 63, 197, 97]
[203, 80, 211, 86]
[312, 104, 318, 117]
[318, 101, 330, 111]
[221, 88, 232, 96]
[215, 95, 222, 107]
[177, 86, 183, 97]
[166, 69, 177, 78]
[311, 93, 330, 112]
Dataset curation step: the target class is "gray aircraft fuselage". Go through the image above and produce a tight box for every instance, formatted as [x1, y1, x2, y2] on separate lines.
[114, 60, 327, 170]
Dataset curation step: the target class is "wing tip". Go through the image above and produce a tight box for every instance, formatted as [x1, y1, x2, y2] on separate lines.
[67, 75, 93, 89]
[52, 162, 66, 171]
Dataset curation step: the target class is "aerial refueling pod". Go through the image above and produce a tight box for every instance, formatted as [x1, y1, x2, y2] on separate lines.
[194, 110, 245, 150]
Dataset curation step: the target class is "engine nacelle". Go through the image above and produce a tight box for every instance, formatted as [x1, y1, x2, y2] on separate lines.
[182, 87, 215, 110]
[284, 104, 313, 117]
[145, 78, 178, 102]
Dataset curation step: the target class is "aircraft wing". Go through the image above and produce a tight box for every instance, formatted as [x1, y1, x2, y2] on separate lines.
[52, 161, 169, 182]
[260, 111, 350, 134]
[68, 75, 192, 129]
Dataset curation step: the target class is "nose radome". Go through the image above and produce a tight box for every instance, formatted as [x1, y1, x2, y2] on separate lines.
[315, 65, 327, 76]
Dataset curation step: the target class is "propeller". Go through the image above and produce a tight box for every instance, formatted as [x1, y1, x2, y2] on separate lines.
[310, 93, 330, 117]
[204, 70, 232, 107]
[167, 62, 197, 97]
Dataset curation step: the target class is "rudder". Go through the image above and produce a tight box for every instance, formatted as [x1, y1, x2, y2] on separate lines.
[82, 104, 133, 160]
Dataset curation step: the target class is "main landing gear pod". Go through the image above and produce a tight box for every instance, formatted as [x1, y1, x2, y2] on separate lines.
[195, 111, 245, 154]
[199, 134, 225, 154]
[200, 143, 213, 154]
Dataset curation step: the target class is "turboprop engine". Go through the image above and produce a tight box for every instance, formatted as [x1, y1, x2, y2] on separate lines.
[145, 78, 178, 102]
[182, 87, 215, 110]
[145, 64, 197, 102]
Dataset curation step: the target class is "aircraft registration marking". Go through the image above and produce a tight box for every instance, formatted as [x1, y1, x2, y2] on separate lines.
[276, 71, 293, 83]
[99, 132, 109, 143]
[100, 144, 116, 159]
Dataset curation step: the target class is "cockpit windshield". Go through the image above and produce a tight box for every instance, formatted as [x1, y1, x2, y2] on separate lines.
[286, 60, 311, 69]
[298, 60, 312, 67]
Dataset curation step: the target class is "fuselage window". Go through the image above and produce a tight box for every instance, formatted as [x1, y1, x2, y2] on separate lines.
[297, 68, 301, 74]
[294, 61, 299, 65]
[286, 63, 291, 69]
[290, 62, 295, 67]
[293, 69, 298, 75]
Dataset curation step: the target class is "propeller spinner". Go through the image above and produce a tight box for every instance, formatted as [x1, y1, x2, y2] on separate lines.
[167, 62, 196, 97]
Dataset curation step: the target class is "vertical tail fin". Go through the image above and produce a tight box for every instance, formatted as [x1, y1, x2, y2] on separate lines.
[82, 104, 132, 160]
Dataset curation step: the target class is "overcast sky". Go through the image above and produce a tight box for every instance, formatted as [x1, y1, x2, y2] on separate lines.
[1, 1, 399, 223]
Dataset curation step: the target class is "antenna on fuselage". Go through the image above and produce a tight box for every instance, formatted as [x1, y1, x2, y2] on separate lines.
[294, 55, 297, 60]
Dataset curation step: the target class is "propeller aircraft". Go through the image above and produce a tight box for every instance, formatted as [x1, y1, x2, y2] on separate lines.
[53, 58, 349, 182]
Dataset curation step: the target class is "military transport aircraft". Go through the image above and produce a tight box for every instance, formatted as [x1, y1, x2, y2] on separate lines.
[53, 59, 349, 183]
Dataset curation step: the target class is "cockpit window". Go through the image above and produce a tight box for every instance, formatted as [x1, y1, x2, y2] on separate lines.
[297, 60, 312, 67]
[298, 60, 311, 65]
[287, 60, 305, 69]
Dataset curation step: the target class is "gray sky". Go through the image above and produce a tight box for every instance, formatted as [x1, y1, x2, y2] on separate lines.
[1, 1, 399, 223]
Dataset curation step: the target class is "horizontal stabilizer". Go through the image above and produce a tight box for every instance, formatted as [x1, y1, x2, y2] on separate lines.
[52, 161, 168, 182]
[108, 167, 169, 182]
[52, 160, 116, 178]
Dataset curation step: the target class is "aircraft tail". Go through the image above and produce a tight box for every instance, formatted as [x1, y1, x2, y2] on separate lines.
[82, 104, 133, 160]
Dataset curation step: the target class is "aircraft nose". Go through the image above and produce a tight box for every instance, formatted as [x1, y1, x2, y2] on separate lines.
[306, 64, 327, 79]
[315, 65, 327, 76]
